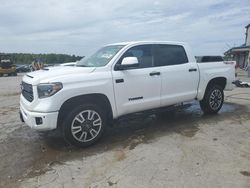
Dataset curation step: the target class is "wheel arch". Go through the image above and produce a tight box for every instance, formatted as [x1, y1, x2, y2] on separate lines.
[200, 77, 226, 100]
[198, 77, 227, 101]
[206, 77, 227, 90]
[57, 93, 113, 129]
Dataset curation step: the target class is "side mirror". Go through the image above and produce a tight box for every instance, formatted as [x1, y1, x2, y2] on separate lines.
[115, 57, 139, 70]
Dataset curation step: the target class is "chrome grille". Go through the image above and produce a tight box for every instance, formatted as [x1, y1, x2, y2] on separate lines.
[21, 82, 33, 102]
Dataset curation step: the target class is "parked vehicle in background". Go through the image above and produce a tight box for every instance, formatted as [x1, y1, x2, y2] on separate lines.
[0, 60, 17, 76]
[195, 56, 224, 63]
[15, 64, 31, 73]
[20, 41, 236, 147]
[196, 56, 237, 76]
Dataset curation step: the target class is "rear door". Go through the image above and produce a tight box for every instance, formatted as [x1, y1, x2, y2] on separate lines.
[112, 44, 161, 117]
[153, 44, 199, 106]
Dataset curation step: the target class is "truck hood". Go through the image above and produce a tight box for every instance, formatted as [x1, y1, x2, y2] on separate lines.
[23, 66, 96, 85]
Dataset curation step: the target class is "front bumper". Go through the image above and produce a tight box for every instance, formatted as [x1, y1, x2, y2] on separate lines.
[20, 103, 58, 131]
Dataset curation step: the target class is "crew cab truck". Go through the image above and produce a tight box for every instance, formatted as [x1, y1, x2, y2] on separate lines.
[20, 41, 235, 147]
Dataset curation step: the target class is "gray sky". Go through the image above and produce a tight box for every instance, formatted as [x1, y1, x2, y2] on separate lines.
[0, 0, 249, 56]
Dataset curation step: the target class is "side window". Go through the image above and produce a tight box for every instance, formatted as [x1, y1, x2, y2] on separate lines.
[154, 45, 188, 66]
[118, 45, 153, 68]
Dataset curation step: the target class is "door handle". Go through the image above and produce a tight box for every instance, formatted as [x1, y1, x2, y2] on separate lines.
[189, 68, 197, 72]
[149, 72, 160, 76]
[115, 79, 124, 83]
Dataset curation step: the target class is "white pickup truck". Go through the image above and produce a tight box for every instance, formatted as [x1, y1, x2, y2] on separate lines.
[20, 41, 235, 147]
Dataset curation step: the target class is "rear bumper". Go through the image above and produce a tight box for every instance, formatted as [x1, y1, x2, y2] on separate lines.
[20, 102, 58, 131]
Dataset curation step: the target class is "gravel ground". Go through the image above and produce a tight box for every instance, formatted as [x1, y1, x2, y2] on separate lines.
[0, 72, 249, 188]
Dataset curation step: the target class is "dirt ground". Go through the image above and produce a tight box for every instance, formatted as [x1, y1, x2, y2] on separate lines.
[0, 72, 250, 188]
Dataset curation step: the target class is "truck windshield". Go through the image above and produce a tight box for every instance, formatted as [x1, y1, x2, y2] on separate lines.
[76, 45, 125, 67]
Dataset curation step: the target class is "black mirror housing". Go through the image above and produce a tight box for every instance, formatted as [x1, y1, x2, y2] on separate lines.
[115, 63, 139, 70]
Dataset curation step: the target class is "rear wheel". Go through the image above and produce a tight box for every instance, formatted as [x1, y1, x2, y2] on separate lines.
[62, 103, 106, 147]
[200, 85, 224, 114]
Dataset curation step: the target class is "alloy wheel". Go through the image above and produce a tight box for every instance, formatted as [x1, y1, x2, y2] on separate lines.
[71, 110, 102, 142]
[209, 89, 222, 110]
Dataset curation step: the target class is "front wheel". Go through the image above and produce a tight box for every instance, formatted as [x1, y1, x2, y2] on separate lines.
[200, 85, 224, 114]
[62, 103, 106, 147]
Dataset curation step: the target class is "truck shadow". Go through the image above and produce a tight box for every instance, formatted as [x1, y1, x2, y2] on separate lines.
[0, 102, 247, 186]
[44, 101, 242, 151]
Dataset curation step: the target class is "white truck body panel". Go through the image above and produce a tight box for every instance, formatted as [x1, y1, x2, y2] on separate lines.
[197, 62, 235, 100]
[112, 66, 161, 116]
[159, 62, 199, 107]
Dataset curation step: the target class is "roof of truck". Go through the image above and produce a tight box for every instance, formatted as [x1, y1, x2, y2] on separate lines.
[107, 41, 187, 46]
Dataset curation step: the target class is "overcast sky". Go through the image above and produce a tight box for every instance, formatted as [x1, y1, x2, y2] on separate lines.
[0, 0, 249, 56]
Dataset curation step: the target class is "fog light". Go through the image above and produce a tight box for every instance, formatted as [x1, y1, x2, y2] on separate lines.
[35, 117, 43, 125]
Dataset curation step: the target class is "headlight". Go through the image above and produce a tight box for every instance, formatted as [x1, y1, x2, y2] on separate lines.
[37, 82, 63, 98]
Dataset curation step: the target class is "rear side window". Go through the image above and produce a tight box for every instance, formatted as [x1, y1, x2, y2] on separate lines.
[118, 45, 153, 68]
[154, 44, 188, 66]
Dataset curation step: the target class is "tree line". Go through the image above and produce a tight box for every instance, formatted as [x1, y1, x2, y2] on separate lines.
[0, 53, 83, 64]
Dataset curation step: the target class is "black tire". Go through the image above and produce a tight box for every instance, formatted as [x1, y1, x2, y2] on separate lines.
[200, 85, 224, 114]
[62, 103, 107, 147]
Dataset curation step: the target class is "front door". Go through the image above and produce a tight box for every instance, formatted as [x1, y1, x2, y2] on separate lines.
[112, 45, 161, 117]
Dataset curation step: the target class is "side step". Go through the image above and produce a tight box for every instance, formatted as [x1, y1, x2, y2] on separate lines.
[115, 103, 192, 123]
